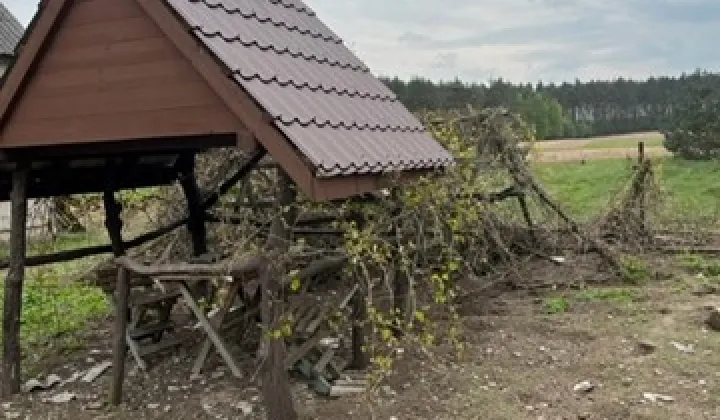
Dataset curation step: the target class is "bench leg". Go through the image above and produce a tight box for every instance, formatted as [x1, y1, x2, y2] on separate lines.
[191, 281, 242, 375]
[179, 282, 242, 378]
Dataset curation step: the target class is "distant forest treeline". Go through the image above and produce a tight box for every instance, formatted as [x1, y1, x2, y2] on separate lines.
[380, 70, 720, 140]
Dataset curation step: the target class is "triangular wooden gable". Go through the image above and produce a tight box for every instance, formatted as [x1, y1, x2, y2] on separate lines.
[0, 0, 241, 147]
[0, 0, 438, 201]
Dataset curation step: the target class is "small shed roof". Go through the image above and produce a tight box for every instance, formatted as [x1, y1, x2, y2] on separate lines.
[167, 0, 453, 177]
[0, 0, 453, 201]
[0, 2, 23, 57]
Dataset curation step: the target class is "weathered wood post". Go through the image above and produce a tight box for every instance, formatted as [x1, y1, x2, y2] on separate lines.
[350, 285, 369, 369]
[637, 141, 647, 236]
[349, 213, 369, 369]
[1, 164, 29, 397]
[177, 152, 207, 257]
[260, 169, 298, 420]
[177, 152, 213, 301]
[103, 159, 129, 405]
[110, 264, 129, 405]
[389, 189, 411, 335]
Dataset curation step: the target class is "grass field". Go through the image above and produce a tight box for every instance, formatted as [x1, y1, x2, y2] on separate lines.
[529, 131, 671, 162]
[532, 132, 720, 226]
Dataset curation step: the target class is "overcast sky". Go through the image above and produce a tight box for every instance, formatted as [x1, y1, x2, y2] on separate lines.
[4, 0, 719, 84]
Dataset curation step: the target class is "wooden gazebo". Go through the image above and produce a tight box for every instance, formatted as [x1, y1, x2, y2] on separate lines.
[0, 0, 453, 415]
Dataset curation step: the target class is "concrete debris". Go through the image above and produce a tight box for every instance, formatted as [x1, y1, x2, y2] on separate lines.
[573, 381, 595, 393]
[85, 401, 105, 410]
[82, 361, 113, 383]
[23, 374, 62, 393]
[670, 342, 695, 354]
[643, 392, 675, 403]
[62, 372, 83, 386]
[234, 401, 253, 415]
[45, 391, 77, 403]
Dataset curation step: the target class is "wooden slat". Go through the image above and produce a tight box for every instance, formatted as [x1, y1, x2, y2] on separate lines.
[40, 37, 182, 72]
[3, 105, 239, 147]
[62, 0, 144, 27]
[12, 80, 226, 120]
[136, 336, 182, 357]
[48, 16, 159, 51]
[30, 59, 208, 97]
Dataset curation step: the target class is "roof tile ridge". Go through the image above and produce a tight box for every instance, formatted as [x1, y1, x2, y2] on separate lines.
[195, 0, 340, 43]
[195, 28, 369, 71]
[267, 0, 316, 16]
[234, 73, 396, 100]
[274, 118, 428, 132]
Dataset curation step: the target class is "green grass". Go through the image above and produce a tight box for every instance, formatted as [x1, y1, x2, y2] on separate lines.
[533, 159, 635, 218]
[0, 231, 110, 350]
[533, 157, 720, 225]
[677, 254, 720, 277]
[581, 135, 664, 149]
[0, 268, 109, 348]
[0, 230, 107, 259]
[544, 296, 570, 314]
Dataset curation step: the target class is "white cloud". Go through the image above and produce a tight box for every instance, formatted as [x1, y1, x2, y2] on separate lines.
[4, 0, 720, 83]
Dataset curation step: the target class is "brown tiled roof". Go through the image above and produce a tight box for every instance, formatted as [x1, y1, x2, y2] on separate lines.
[166, 0, 454, 177]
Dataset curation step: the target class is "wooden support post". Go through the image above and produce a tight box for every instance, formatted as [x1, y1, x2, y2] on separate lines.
[350, 286, 369, 369]
[638, 141, 645, 164]
[393, 266, 410, 335]
[110, 265, 129, 406]
[389, 189, 410, 336]
[177, 153, 207, 257]
[260, 170, 298, 420]
[348, 212, 369, 369]
[177, 152, 212, 300]
[1, 165, 29, 397]
[103, 159, 129, 406]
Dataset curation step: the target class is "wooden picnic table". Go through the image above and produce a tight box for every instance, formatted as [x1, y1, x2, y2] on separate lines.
[113, 254, 352, 381]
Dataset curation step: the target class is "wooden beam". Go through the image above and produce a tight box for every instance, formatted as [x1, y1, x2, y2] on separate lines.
[350, 286, 369, 370]
[177, 152, 207, 256]
[0, 148, 266, 269]
[115, 255, 265, 278]
[110, 265, 129, 405]
[350, 212, 369, 369]
[1, 165, 29, 397]
[260, 170, 298, 420]
[103, 158, 129, 406]
[103, 159, 125, 257]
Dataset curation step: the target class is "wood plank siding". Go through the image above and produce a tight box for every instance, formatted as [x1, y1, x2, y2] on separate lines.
[0, 0, 241, 148]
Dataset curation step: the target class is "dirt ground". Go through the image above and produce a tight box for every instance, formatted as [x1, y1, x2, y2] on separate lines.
[1, 253, 719, 420]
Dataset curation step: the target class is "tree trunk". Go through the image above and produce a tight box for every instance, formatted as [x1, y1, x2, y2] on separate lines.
[1, 166, 29, 397]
